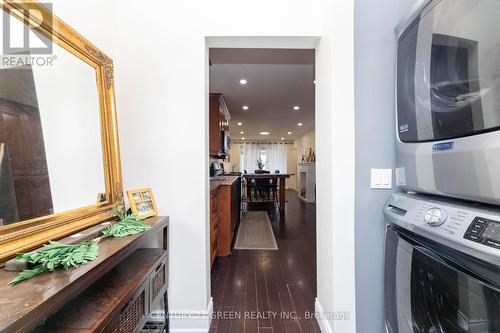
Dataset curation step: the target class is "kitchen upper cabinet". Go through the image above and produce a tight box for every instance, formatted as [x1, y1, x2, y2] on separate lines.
[209, 93, 230, 157]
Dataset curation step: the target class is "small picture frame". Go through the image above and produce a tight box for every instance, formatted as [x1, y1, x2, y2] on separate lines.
[127, 187, 158, 219]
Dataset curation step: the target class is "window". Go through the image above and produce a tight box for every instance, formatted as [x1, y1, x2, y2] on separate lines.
[259, 147, 267, 169]
[240, 142, 287, 173]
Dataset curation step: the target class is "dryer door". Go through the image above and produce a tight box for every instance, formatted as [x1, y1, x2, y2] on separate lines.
[385, 225, 500, 333]
[397, 0, 500, 143]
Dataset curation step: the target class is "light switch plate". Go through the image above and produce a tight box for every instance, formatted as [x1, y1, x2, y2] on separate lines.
[371, 168, 392, 189]
[395, 167, 406, 186]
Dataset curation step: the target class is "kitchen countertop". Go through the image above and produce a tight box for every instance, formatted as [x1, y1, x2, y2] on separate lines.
[210, 175, 239, 192]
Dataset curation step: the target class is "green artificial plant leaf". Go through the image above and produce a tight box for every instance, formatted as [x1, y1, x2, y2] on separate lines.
[101, 208, 151, 238]
[9, 240, 99, 285]
[9, 207, 151, 285]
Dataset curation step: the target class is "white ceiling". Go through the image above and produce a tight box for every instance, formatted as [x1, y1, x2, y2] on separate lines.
[209, 48, 315, 141]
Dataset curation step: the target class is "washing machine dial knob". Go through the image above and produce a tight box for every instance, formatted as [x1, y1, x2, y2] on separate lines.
[424, 207, 447, 226]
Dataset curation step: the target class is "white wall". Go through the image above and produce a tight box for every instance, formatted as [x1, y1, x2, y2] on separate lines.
[294, 128, 316, 163]
[287, 144, 298, 190]
[314, 15, 356, 330]
[50, 1, 355, 332]
[293, 129, 316, 191]
[224, 143, 241, 173]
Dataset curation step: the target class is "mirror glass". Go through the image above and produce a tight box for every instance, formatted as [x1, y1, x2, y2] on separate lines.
[0, 13, 105, 226]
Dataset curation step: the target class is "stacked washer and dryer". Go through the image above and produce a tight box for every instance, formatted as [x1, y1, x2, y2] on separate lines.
[384, 0, 500, 332]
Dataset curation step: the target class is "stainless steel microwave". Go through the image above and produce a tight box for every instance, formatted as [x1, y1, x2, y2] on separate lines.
[395, 0, 500, 205]
[222, 129, 231, 156]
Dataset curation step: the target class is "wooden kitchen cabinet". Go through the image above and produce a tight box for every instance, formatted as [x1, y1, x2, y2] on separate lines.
[210, 186, 220, 267]
[210, 176, 241, 265]
[210, 178, 239, 264]
[216, 184, 233, 257]
[209, 93, 230, 157]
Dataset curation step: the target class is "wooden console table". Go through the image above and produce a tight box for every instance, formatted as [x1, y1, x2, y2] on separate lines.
[46, 248, 168, 332]
[0, 216, 169, 333]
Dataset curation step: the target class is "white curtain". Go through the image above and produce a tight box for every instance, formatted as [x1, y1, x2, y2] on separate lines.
[241, 142, 260, 173]
[240, 142, 287, 173]
[266, 143, 287, 173]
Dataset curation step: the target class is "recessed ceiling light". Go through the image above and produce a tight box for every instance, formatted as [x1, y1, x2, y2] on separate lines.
[293, 106, 300, 110]
[288, 131, 292, 135]
[242, 105, 249, 110]
[240, 79, 247, 85]
[241, 137, 245, 140]
[298, 123, 303, 126]
[314, 80, 316, 84]
[281, 137, 284, 140]
[240, 131, 244, 134]
[260, 131, 270, 135]
[237, 122, 242, 126]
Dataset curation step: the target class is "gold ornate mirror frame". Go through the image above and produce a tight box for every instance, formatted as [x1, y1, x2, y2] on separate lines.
[0, 0, 123, 262]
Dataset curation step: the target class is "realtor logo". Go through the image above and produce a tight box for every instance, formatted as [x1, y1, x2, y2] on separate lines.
[2, 2, 53, 55]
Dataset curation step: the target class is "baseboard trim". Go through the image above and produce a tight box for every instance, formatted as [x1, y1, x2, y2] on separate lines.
[169, 297, 213, 333]
[315, 298, 334, 333]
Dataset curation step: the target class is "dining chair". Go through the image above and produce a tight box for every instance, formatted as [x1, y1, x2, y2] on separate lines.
[244, 170, 257, 202]
[253, 178, 267, 200]
[267, 170, 280, 201]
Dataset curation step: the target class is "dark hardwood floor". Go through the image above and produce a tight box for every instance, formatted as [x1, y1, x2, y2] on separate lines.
[210, 190, 319, 333]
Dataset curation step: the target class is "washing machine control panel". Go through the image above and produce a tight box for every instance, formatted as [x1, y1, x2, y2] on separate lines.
[424, 207, 448, 226]
[384, 193, 500, 255]
[464, 217, 500, 250]
[408, 201, 471, 239]
[384, 193, 500, 266]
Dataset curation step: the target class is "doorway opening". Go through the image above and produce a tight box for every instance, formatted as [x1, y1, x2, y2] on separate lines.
[207, 47, 318, 332]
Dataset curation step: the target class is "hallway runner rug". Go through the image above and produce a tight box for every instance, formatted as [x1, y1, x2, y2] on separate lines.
[234, 211, 278, 250]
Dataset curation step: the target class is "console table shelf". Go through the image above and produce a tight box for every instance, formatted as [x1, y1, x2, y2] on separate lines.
[0, 216, 169, 333]
[46, 248, 167, 332]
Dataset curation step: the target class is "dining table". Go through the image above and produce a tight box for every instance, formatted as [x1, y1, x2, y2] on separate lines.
[243, 173, 293, 212]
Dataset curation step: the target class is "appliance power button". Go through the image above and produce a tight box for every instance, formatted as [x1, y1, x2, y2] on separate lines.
[424, 207, 448, 226]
